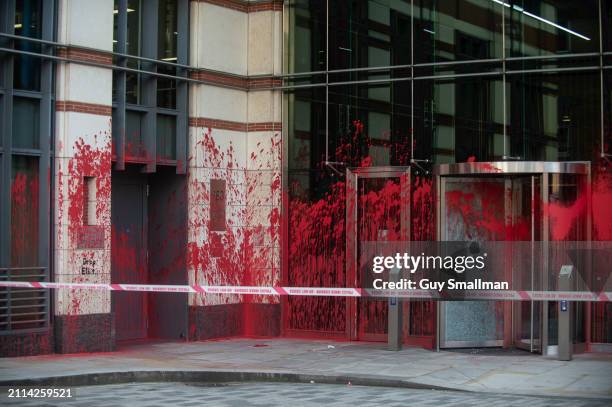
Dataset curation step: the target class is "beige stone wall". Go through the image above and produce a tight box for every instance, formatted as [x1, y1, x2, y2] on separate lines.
[188, 1, 282, 306]
[53, 0, 114, 316]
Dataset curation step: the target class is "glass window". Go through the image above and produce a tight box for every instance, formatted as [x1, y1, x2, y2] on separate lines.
[505, 0, 599, 57]
[413, 76, 505, 164]
[157, 0, 177, 108]
[328, 0, 411, 71]
[414, 0, 503, 64]
[288, 0, 326, 73]
[605, 0, 612, 52]
[11, 155, 39, 267]
[12, 96, 40, 149]
[126, 110, 145, 158]
[13, 0, 42, 91]
[156, 114, 176, 160]
[126, 0, 142, 104]
[113, 0, 143, 103]
[508, 72, 599, 161]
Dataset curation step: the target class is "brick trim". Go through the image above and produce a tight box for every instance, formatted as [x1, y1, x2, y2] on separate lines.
[248, 77, 282, 89]
[189, 117, 247, 132]
[191, 71, 247, 89]
[194, 0, 283, 13]
[190, 70, 281, 90]
[189, 117, 281, 132]
[56, 101, 112, 116]
[247, 122, 282, 132]
[57, 47, 113, 65]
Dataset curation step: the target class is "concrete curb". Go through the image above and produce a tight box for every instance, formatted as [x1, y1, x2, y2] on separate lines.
[0, 370, 458, 391]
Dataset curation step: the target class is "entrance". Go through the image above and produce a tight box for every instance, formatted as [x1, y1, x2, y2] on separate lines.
[434, 161, 591, 353]
[345, 166, 435, 347]
[111, 165, 188, 342]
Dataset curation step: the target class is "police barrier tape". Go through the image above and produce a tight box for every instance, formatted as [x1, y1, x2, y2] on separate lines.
[0, 281, 610, 301]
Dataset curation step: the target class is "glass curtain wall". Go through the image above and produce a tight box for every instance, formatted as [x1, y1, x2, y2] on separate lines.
[285, 0, 609, 342]
[112, 0, 186, 172]
[0, 0, 54, 333]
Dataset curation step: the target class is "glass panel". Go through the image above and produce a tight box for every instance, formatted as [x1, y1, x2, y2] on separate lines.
[287, 87, 346, 333]
[288, 0, 326, 73]
[442, 179, 506, 347]
[357, 176, 402, 339]
[157, 0, 177, 109]
[414, 0, 503, 65]
[126, 0, 142, 104]
[287, 88, 326, 173]
[604, 1, 612, 53]
[156, 114, 176, 160]
[505, 0, 598, 57]
[126, 110, 145, 158]
[12, 96, 39, 149]
[414, 76, 505, 164]
[13, 0, 42, 91]
[0, 96, 3, 148]
[328, 83, 411, 167]
[508, 72, 599, 161]
[328, 0, 412, 72]
[605, 73, 612, 155]
[11, 155, 39, 267]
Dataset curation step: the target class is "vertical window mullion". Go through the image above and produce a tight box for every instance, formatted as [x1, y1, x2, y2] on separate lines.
[1, 0, 16, 268]
[38, 0, 54, 330]
[141, 0, 159, 173]
[114, 0, 128, 170]
[175, 0, 188, 174]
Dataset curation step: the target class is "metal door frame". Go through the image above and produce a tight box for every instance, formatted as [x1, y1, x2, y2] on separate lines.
[346, 166, 410, 341]
[434, 161, 591, 352]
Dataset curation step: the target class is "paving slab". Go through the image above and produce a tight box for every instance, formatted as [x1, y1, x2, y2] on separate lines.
[0, 338, 611, 400]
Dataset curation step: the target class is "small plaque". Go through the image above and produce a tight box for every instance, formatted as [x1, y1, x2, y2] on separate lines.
[77, 225, 105, 249]
[210, 179, 226, 232]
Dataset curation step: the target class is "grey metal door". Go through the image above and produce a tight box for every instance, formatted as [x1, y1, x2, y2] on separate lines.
[111, 176, 148, 341]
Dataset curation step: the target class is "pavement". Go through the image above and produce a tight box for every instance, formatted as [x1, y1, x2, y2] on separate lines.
[0, 338, 611, 400]
[3, 382, 610, 407]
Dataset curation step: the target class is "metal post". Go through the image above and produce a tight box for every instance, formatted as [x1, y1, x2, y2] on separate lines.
[175, 0, 189, 175]
[141, 0, 159, 173]
[114, 0, 128, 171]
[558, 265, 573, 361]
[388, 267, 402, 351]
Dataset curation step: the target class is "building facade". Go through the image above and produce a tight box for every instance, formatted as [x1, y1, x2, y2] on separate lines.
[0, 0, 610, 356]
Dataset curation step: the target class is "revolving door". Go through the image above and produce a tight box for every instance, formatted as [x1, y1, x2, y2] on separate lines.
[434, 162, 591, 354]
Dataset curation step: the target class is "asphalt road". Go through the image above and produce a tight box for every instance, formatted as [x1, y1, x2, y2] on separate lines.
[3, 382, 609, 407]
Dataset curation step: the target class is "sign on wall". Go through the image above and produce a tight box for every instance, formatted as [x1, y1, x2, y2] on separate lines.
[210, 179, 226, 232]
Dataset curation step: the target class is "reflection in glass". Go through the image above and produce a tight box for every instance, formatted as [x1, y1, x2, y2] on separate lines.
[505, 0, 598, 57]
[157, 0, 177, 109]
[11, 155, 39, 267]
[288, 0, 326, 73]
[157, 114, 176, 160]
[113, 0, 142, 103]
[414, 0, 503, 65]
[12, 97, 40, 149]
[13, 0, 42, 91]
[508, 72, 599, 161]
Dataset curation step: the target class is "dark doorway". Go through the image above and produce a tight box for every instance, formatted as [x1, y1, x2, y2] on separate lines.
[111, 165, 188, 343]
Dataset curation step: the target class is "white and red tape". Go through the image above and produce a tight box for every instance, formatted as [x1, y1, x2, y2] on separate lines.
[0, 281, 610, 301]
